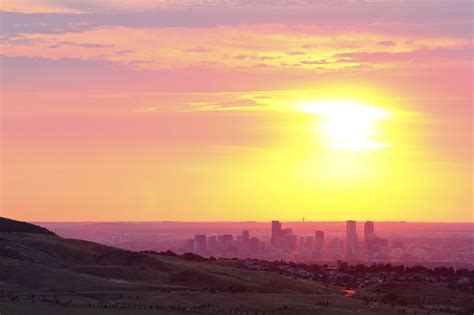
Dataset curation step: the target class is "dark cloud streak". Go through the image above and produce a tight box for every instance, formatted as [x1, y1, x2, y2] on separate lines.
[1, 2, 472, 38]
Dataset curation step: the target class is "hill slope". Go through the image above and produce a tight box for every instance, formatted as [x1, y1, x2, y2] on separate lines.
[1, 219, 468, 315]
[0, 220, 327, 294]
[0, 217, 56, 235]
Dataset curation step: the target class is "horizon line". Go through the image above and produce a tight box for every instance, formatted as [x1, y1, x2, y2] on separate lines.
[26, 219, 474, 224]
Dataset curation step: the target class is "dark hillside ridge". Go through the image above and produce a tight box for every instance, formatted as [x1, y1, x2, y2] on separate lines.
[0, 217, 56, 236]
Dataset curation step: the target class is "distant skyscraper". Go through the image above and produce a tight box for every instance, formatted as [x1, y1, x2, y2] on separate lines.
[364, 221, 376, 259]
[364, 221, 375, 241]
[271, 220, 282, 247]
[276, 225, 295, 252]
[194, 234, 207, 253]
[346, 220, 358, 261]
[314, 230, 324, 257]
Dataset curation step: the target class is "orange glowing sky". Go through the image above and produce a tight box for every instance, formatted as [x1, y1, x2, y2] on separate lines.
[0, 1, 472, 222]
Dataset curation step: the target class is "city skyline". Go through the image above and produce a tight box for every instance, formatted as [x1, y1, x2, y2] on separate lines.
[33, 219, 474, 267]
[165, 219, 432, 264]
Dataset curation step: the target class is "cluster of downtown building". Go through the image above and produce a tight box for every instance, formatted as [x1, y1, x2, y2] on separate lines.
[181, 220, 397, 262]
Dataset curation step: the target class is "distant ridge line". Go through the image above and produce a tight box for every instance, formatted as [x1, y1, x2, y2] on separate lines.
[0, 217, 57, 236]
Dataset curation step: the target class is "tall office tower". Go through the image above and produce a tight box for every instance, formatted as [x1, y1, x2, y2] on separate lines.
[271, 220, 282, 247]
[346, 220, 358, 261]
[364, 221, 375, 259]
[241, 229, 250, 243]
[194, 234, 207, 253]
[314, 230, 325, 257]
[364, 221, 375, 241]
[278, 227, 294, 252]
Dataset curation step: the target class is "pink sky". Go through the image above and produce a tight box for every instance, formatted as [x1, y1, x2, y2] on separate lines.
[1, 1, 472, 221]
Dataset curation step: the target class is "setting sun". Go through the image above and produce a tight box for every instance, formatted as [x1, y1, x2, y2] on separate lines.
[300, 100, 390, 151]
[1, 0, 472, 223]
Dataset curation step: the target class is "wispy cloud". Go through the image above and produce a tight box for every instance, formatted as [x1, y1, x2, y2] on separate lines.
[137, 99, 266, 113]
[2, 24, 469, 73]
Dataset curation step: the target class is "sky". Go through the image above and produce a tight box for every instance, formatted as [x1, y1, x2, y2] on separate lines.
[0, 0, 472, 222]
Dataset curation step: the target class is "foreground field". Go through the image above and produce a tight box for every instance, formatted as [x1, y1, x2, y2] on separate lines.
[0, 292, 447, 315]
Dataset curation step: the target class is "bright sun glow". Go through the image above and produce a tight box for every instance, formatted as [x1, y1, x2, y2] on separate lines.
[300, 100, 391, 151]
